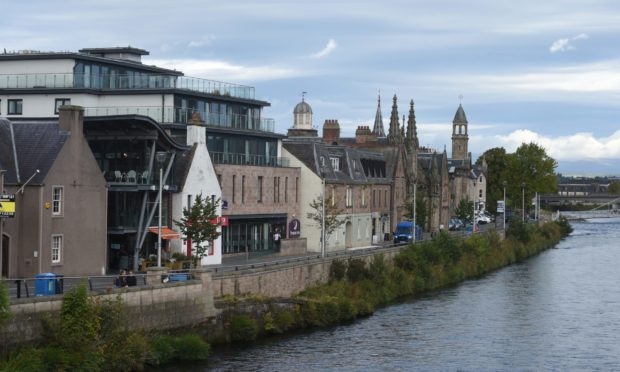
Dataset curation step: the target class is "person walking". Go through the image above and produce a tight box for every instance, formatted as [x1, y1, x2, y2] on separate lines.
[273, 228, 282, 251]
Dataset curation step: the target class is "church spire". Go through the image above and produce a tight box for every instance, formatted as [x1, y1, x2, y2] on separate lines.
[372, 93, 386, 137]
[406, 99, 419, 150]
[387, 94, 400, 145]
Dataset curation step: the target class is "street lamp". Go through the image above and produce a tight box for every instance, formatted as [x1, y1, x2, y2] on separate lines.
[521, 182, 526, 222]
[321, 171, 326, 258]
[413, 180, 417, 244]
[156, 151, 167, 268]
[502, 180, 507, 231]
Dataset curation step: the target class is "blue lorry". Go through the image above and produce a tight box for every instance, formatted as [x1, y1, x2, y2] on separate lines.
[393, 221, 423, 244]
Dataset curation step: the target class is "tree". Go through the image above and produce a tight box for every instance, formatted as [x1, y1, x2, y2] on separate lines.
[506, 143, 558, 216]
[174, 193, 221, 267]
[476, 147, 509, 215]
[455, 198, 474, 222]
[309, 193, 346, 249]
[609, 181, 620, 195]
[404, 191, 428, 231]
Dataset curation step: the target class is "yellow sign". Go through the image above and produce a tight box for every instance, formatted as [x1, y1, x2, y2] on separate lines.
[0, 194, 15, 218]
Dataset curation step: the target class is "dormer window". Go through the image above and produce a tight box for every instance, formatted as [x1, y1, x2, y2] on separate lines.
[330, 157, 340, 171]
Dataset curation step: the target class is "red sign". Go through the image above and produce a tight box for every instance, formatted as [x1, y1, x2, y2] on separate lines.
[209, 216, 229, 227]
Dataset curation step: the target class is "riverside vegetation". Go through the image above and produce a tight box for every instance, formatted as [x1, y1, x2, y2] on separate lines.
[225, 219, 573, 341]
[0, 219, 571, 370]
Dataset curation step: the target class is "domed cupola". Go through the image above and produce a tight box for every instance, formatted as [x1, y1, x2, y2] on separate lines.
[293, 94, 313, 130]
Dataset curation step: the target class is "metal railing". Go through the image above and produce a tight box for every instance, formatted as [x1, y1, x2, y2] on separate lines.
[209, 151, 289, 167]
[83, 106, 275, 133]
[1, 270, 198, 302]
[0, 72, 255, 100]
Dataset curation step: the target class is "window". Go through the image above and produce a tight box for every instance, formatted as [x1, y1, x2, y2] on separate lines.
[346, 186, 352, 207]
[51, 235, 62, 264]
[372, 190, 376, 208]
[232, 175, 236, 203]
[479, 189, 483, 198]
[330, 157, 340, 171]
[52, 186, 63, 216]
[295, 177, 299, 203]
[384, 190, 387, 207]
[257, 176, 263, 203]
[8, 99, 23, 115]
[285, 177, 288, 203]
[241, 176, 245, 203]
[54, 98, 71, 114]
[331, 187, 336, 207]
[361, 187, 366, 207]
[0, 99, 2, 115]
[273, 177, 277, 203]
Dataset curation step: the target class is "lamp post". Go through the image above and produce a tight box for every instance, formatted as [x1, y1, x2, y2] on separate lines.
[321, 172, 326, 258]
[156, 151, 167, 268]
[521, 182, 526, 223]
[502, 180, 507, 231]
[413, 180, 417, 244]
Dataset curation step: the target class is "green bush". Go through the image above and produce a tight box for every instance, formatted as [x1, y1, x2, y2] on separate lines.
[273, 310, 295, 333]
[329, 259, 346, 281]
[230, 315, 258, 342]
[346, 258, 369, 282]
[0, 281, 11, 330]
[151, 333, 210, 365]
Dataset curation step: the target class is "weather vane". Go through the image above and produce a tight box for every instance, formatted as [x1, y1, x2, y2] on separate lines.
[302, 91, 307, 101]
[458, 94, 463, 104]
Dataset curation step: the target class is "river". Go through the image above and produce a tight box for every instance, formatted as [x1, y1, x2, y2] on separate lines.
[193, 218, 620, 371]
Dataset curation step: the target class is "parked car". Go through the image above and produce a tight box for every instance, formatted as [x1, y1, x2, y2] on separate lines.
[393, 221, 423, 243]
[449, 218, 465, 230]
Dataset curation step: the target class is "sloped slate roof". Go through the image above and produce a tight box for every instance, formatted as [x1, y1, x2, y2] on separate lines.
[283, 141, 389, 184]
[0, 118, 68, 185]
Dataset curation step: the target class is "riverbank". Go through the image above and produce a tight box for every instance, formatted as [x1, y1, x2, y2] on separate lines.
[212, 220, 572, 344]
[0, 220, 571, 371]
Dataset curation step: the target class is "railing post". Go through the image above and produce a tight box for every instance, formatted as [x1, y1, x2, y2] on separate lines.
[15, 280, 21, 299]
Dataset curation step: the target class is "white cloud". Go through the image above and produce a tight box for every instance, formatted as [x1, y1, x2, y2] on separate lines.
[549, 33, 589, 53]
[146, 58, 307, 82]
[188, 35, 216, 48]
[310, 39, 338, 59]
[470, 129, 620, 161]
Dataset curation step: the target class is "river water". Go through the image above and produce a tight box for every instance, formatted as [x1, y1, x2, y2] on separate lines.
[196, 218, 620, 371]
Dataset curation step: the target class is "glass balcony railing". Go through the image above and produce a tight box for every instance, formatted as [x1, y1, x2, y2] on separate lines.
[0, 73, 255, 100]
[84, 106, 275, 133]
[209, 151, 290, 167]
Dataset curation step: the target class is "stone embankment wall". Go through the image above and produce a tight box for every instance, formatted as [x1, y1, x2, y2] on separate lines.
[1, 245, 406, 347]
[211, 245, 404, 298]
[1, 271, 216, 348]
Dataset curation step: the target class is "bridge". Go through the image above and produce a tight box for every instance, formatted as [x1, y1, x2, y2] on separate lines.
[560, 209, 620, 220]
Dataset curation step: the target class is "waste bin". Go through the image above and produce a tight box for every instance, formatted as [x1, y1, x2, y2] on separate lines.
[35, 273, 56, 296]
[169, 273, 189, 282]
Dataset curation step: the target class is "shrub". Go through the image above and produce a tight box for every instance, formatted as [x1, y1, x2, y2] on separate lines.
[273, 310, 295, 333]
[0, 281, 11, 330]
[173, 334, 211, 361]
[507, 220, 532, 243]
[230, 315, 258, 342]
[329, 259, 346, 281]
[346, 258, 369, 282]
[151, 333, 210, 365]
[368, 254, 388, 286]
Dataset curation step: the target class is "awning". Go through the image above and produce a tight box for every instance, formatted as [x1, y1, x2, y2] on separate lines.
[148, 227, 181, 240]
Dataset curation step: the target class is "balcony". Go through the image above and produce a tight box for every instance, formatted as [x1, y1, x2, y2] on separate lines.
[84, 106, 275, 133]
[209, 151, 290, 167]
[0, 72, 255, 100]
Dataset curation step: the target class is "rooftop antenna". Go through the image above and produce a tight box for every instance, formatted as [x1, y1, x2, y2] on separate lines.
[302, 91, 307, 101]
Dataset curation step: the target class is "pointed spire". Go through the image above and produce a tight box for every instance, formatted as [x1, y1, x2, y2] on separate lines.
[406, 99, 418, 150]
[372, 93, 386, 137]
[387, 94, 400, 145]
[401, 115, 406, 143]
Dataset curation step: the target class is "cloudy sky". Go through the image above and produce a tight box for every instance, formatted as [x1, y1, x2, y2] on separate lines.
[4, 0, 620, 174]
